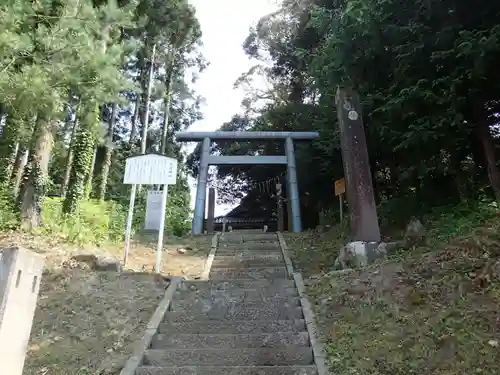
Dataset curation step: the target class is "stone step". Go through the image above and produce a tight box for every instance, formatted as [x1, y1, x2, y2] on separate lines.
[171, 296, 301, 312]
[158, 319, 306, 334]
[214, 253, 284, 261]
[216, 249, 282, 255]
[219, 238, 279, 242]
[135, 365, 318, 375]
[176, 281, 298, 298]
[150, 331, 310, 349]
[142, 347, 314, 366]
[218, 244, 281, 250]
[219, 234, 278, 242]
[215, 249, 283, 256]
[209, 267, 288, 280]
[174, 292, 299, 304]
[211, 254, 285, 268]
[240, 240, 280, 244]
[176, 287, 299, 299]
[178, 279, 296, 290]
[163, 306, 304, 321]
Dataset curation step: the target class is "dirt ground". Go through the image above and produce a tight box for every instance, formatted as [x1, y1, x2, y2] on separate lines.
[284, 228, 500, 375]
[0, 231, 214, 375]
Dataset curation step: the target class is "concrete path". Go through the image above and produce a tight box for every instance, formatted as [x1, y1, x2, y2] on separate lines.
[127, 232, 327, 375]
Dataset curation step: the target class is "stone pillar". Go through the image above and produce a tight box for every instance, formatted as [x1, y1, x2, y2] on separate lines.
[206, 187, 215, 234]
[335, 87, 380, 242]
[0, 247, 44, 375]
[285, 137, 301, 232]
[192, 137, 211, 235]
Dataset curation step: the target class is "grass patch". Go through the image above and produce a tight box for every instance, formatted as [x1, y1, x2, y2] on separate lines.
[283, 221, 349, 277]
[24, 269, 168, 375]
[289, 199, 500, 375]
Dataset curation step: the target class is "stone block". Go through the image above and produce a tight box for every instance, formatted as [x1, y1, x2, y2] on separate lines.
[0, 247, 44, 375]
[334, 241, 394, 269]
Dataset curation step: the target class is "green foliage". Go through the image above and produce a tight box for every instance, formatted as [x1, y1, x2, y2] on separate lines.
[0, 0, 202, 243]
[165, 188, 191, 236]
[186, 0, 500, 231]
[40, 197, 126, 246]
[63, 103, 99, 214]
[423, 199, 500, 244]
[0, 185, 19, 230]
[130, 179, 192, 237]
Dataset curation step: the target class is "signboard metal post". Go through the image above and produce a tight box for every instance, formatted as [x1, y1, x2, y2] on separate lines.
[123, 184, 137, 266]
[335, 178, 346, 222]
[122, 154, 178, 273]
[155, 185, 168, 272]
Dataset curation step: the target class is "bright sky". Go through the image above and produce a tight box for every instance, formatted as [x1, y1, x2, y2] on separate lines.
[185, 0, 278, 218]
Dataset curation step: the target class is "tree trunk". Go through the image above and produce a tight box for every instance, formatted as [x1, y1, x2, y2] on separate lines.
[19, 115, 56, 229]
[12, 146, 29, 198]
[63, 103, 99, 214]
[476, 105, 500, 198]
[0, 113, 21, 184]
[61, 115, 79, 197]
[0, 103, 5, 130]
[97, 103, 117, 201]
[84, 146, 97, 199]
[130, 95, 140, 143]
[161, 51, 175, 155]
[161, 91, 173, 155]
[140, 43, 156, 155]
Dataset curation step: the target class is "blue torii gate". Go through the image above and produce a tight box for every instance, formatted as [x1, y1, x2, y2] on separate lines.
[175, 131, 320, 235]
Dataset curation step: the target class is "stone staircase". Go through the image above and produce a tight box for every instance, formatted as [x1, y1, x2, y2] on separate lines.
[131, 232, 324, 375]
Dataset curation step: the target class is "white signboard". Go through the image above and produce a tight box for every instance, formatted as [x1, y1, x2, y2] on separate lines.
[123, 154, 177, 185]
[145, 190, 165, 230]
[122, 154, 178, 274]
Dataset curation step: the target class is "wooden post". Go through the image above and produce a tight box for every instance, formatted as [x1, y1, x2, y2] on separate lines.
[206, 188, 215, 234]
[276, 183, 284, 232]
[335, 87, 381, 242]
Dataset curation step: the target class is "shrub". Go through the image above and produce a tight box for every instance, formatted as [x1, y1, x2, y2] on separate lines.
[39, 198, 127, 246]
[0, 184, 19, 230]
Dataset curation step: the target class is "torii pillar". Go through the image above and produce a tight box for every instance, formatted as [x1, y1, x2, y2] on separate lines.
[192, 137, 210, 235]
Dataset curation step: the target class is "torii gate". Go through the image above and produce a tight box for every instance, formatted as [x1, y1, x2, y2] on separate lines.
[175, 131, 320, 235]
